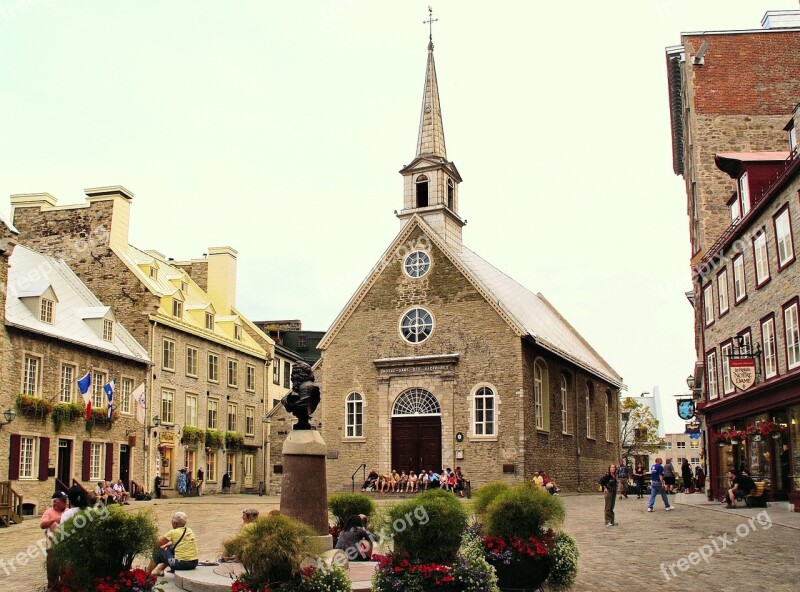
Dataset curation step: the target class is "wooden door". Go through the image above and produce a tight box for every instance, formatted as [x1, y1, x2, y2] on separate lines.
[119, 445, 130, 489]
[244, 454, 254, 487]
[391, 416, 442, 474]
[57, 439, 72, 486]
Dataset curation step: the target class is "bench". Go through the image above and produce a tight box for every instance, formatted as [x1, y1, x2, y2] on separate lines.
[745, 481, 768, 508]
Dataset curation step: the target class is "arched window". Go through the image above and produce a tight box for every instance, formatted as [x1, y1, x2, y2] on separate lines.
[534, 359, 549, 431]
[345, 392, 363, 438]
[392, 388, 441, 416]
[561, 374, 571, 434]
[605, 391, 614, 442]
[416, 174, 429, 208]
[472, 385, 496, 436]
[447, 178, 455, 210]
[586, 382, 595, 439]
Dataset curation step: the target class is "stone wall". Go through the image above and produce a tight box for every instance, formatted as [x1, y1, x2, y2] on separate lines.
[1, 328, 148, 513]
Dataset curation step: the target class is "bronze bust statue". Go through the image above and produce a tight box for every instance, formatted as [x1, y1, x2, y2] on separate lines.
[280, 361, 320, 430]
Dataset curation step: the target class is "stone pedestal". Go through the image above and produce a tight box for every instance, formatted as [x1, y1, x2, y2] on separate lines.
[280, 429, 330, 536]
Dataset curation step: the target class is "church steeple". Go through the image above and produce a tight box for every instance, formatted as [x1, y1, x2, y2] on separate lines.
[398, 9, 464, 248]
[416, 41, 447, 160]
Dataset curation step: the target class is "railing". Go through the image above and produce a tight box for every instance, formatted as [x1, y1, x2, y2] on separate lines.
[0, 482, 23, 526]
[72, 479, 89, 494]
[130, 480, 140, 498]
[351, 464, 366, 493]
[55, 478, 69, 495]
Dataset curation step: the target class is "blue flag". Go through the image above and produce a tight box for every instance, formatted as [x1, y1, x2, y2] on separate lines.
[77, 372, 92, 396]
[104, 380, 115, 420]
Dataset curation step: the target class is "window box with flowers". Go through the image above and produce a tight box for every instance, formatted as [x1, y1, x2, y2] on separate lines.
[52, 402, 84, 432]
[15, 394, 54, 420]
[205, 429, 224, 450]
[712, 428, 748, 446]
[181, 425, 203, 446]
[746, 421, 788, 441]
[86, 408, 119, 434]
[225, 431, 244, 451]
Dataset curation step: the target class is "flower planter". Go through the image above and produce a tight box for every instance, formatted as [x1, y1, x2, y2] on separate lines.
[491, 556, 550, 591]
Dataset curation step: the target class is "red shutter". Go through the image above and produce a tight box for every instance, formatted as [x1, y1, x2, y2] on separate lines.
[38, 437, 50, 481]
[82, 441, 91, 481]
[9, 435, 21, 480]
[105, 443, 114, 481]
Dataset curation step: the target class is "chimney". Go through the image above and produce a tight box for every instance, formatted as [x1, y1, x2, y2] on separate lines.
[84, 186, 134, 252]
[761, 10, 800, 29]
[207, 246, 238, 313]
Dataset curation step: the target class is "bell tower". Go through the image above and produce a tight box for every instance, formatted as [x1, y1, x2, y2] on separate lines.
[398, 10, 464, 248]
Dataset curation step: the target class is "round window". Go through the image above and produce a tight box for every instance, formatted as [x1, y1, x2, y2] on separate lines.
[403, 251, 431, 278]
[400, 308, 434, 344]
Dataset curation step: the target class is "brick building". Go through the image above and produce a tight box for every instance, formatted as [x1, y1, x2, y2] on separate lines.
[9, 187, 274, 496]
[1, 219, 151, 515]
[318, 39, 623, 492]
[666, 10, 800, 509]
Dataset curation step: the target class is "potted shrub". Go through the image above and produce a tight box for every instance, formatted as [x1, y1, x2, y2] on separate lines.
[546, 531, 580, 591]
[15, 394, 55, 420]
[223, 513, 345, 592]
[372, 489, 498, 592]
[479, 483, 566, 591]
[48, 504, 160, 591]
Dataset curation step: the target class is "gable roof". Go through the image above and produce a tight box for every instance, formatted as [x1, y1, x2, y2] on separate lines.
[5, 245, 151, 363]
[319, 215, 623, 388]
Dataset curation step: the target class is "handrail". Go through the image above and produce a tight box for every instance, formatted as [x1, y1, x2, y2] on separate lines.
[130, 480, 140, 497]
[351, 463, 366, 493]
[72, 478, 89, 493]
[54, 478, 69, 495]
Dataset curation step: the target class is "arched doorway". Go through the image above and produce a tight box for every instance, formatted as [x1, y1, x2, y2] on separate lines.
[391, 388, 442, 474]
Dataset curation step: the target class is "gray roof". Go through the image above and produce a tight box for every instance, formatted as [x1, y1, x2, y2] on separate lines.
[454, 245, 623, 387]
[5, 245, 151, 363]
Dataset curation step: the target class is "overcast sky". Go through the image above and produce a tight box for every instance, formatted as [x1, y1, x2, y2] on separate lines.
[1, 1, 793, 433]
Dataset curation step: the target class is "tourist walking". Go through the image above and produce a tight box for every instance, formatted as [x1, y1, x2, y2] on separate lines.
[663, 458, 676, 494]
[647, 457, 673, 512]
[633, 463, 645, 498]
[599, 464, 619, 526]
[616, 459, 630, 499]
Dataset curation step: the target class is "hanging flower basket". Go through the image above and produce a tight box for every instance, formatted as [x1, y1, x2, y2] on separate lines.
[712, 429, 747, 446]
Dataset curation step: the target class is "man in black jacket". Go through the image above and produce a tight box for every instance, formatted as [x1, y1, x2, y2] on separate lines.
[724, 470, 755, 508]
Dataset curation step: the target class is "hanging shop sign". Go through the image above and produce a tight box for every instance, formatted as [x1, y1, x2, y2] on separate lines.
[730, 358, 756, 391]
[685, 421, 701, 439]
[677, 399, 695, 421]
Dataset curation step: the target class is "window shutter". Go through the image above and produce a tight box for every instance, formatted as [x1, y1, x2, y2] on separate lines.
[9, 434, 21, 480]
[38, 437, 50, 481]
[82, 441, 91, 481]
[105, 443, 114, 481]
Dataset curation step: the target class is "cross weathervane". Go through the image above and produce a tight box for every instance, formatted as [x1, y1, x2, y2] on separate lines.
[424, 6, 438, 44]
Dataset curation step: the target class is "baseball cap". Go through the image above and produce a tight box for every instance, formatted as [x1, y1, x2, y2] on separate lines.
[52, 491, 68, 501]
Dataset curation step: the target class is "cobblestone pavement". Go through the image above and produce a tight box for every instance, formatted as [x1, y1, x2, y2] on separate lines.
[0, 493, 798, 592]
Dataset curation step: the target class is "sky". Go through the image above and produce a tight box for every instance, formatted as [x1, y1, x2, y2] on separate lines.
[0, 0, 794, 433]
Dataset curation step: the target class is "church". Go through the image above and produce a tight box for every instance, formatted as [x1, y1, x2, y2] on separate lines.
[318, 35, 623, 492]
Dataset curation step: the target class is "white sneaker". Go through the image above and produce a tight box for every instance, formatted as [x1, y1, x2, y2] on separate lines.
[647, 508, 654, 512]
[666, 506, 674, 511]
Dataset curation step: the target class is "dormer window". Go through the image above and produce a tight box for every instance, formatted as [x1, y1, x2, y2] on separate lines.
[102, 319, 114, 341]
[739, 172, 750, 216]
[149, 267, 158, 280]
[728, 195, 741, 225]
[790, 125, 797, 154]
[205, 312, 214, 330]
[234, 325, 243, 341]
[181, 281, 188, 293]
[447, 178, 454, 210]
[40, 298, 54, 324]
[416, 174, 429, 208]
[172, 299, 183, 318]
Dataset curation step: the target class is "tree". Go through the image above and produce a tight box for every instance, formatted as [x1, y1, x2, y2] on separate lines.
[619, 397, 661, 464]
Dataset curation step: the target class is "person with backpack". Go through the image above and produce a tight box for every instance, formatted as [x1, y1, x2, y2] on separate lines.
[616, 459, 630, 499]
[599, 464, 619, 526]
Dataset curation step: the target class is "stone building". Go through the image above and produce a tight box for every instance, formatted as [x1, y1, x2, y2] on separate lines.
[1, 218, 151, 515]
[318, 39, 623, 492]
[9, 187, 274, 496]
[692, 104, 800, 508]
[666, 9, 800, 509]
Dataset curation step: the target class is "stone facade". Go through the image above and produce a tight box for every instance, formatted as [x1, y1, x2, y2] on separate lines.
[10, 189, 271, 496]
[2, 330, 148, 513]
[320, 225, 620, 492]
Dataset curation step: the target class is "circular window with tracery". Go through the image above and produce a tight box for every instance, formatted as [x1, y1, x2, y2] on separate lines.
[392, 388, 441, 416]
[404, 250, 431, 278]
[399, 307, 434, 344]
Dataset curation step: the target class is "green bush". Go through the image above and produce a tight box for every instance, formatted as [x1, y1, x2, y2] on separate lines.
[225, 431, 244, 450]
[484, 483, 565, 539]
[181, 425, 203, 444]
[205, 429, 224, 449]
[328, 493, 376, 528]
[52, 402, 84, 432]
[286, 565, 351, 592]
[471, 481, 511, 521]
[49, 504, 157, 588]
[223, 514, 318, 587]
[389, 488, 468, 564]
[546, 531, 580, 591]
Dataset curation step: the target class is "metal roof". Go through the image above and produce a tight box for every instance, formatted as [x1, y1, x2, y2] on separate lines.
[5, 245, 151, 363]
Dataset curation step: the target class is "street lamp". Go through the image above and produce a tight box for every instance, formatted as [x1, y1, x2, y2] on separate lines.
[152, 415, 161, 427]
[0, 408, 16, 428]
[686, 375, 695, 390]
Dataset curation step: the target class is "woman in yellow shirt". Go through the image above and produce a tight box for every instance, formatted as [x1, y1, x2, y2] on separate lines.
[147, 511, 199, 575]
